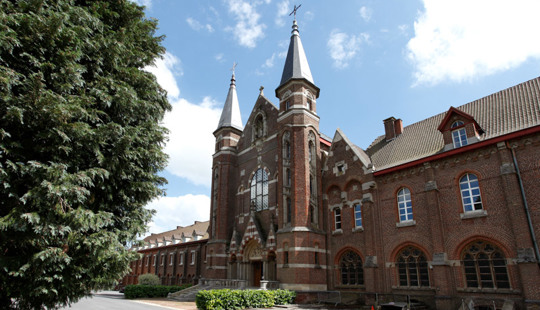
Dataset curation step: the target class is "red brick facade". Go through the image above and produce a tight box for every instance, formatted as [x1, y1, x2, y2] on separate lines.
[125, 19, 540, 310]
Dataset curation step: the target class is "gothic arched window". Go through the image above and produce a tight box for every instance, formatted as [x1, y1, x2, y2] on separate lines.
[462, 241, 510, 289]
[339, 250, 364, 285]
[250, 168, 269, 211]
[396, 246, 429, 287]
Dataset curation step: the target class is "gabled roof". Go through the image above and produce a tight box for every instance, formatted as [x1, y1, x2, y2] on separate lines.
[143, 221, 209, 245]
[331, 128, 372, 168]
[216, 73, 243, 132]
[277, 19, 316, 91]
[366, 76, 540, 172]
[437, 106, 483, 134]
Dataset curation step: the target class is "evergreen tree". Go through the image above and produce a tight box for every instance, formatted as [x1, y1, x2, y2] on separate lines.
[0, 0, 171, 308]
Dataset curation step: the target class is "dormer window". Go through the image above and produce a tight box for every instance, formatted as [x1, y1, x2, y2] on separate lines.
[451, 120, 468, 148]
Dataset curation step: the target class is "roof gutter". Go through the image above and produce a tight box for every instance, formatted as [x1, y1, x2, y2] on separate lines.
[374, 125, 540, 176]
[509, 144, 540, 266]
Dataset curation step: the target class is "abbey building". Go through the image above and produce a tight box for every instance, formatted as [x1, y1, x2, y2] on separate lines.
[124, 18, 540, 310]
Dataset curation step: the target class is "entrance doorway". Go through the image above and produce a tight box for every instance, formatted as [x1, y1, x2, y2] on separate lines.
[252, 261, 262, 287]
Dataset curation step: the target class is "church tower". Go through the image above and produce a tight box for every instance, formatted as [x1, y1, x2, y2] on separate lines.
[275, 17, 326, 291]
[208, 70, 243, 279]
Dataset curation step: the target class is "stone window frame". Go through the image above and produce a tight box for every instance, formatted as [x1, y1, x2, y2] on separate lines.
[353, 203, 363, 230]
[397, 187, 414, 224]
[191, 251, 196, 265]
[334, 207, 342, 231]
[461, 240, 510, 289]
[396, 246, 430, 288]
[459, 173, 484, 213]
[179, 252, 184, 266]
[338, 250, 364, 286]
[250, 168, 269, 211]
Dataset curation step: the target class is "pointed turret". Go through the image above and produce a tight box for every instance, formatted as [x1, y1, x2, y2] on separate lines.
[216, 73, 243, 132]
[276, 19, 319, 97]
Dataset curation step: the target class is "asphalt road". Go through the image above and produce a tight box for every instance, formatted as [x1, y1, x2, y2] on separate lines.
[60, 291, 174, 310]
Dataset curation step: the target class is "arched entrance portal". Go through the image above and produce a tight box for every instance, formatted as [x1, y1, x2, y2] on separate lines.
[244, 240, 264, 287]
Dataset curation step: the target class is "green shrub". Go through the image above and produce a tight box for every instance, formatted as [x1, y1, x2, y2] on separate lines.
[137, 273, 161, 286]
[124, 284, 191, 299]
[195, 289, 296, 310]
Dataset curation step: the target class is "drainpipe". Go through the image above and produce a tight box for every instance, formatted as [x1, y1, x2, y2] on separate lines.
[509, 143, 540, 266]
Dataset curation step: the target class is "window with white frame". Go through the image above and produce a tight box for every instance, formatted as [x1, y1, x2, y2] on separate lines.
[334, 208, 342, 230]
[191, 251, 196, 265]
[169, 253, 174, 265]
[179, 252, 184, 265]
[153, 254, 157, 266]
[160, 254, 165, 266]
[460, 173, 483, 212]
[451, 121, 468, 148]
[354, 203, 362, 228]
[145, 256, 149, 266]
[397, 188, 413, 222]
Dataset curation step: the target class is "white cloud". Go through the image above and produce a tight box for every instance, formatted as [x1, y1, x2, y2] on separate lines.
[215, 53, 225, 62]
[163, 97, 221, 187]
[132, 0, 152, 8]
[145, 52, 181, 99]
[359, 6, 372, 22]
[407, 0, 540, 85]
[327, 30, 369, 69]
[275, 0, 290, 27]
[145, 194, 210, 235]
[226, 0, 266, 48]
[186, 17, 214, 33]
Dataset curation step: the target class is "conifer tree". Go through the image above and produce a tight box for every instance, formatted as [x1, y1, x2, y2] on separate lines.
[0, 0, 170, 308]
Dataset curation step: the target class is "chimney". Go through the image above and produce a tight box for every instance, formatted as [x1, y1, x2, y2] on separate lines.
[383, 117, 403, 141]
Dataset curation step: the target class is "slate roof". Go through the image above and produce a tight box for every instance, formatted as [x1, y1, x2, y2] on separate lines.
[143, 221, 209, 244]
[216, 74, 243, 132]
[365, 76, 540, 171]
[278, 19, 314, 88]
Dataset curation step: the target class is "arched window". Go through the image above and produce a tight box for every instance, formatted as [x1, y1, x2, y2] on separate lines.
[254, 115, 265, 139]
[354, 203, 362, 228]
[339, 250, 364, 285]
[397, 188, 413, 222]
[462, 241, 510, 289]
[251, 169, 269, 211]
[460, 173, 483, 212]
[396, 246, 429, 287]
[286, 198, 292, 223]
[451, 120, 467, 148]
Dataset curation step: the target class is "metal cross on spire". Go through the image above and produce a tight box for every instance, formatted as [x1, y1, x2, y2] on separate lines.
[289, 4, 301, 19]
[230, 61, 238, 75]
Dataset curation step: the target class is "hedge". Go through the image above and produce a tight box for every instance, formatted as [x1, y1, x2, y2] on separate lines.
[124, 284, 192, 299]
[195, 289, 296, 310]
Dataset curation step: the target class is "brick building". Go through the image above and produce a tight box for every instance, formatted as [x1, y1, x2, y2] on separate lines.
[124, 221, 209, 286]
[128, 17, 540, 309]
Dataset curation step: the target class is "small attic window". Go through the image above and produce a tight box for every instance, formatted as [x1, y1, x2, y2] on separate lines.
[337, 164, 345, 175]
[451, 121, 468, 148]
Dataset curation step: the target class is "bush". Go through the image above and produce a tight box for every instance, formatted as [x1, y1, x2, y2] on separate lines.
[124, 284, 191, 299]
[137, 274, 161, 286]
[195, 289, 296, 310]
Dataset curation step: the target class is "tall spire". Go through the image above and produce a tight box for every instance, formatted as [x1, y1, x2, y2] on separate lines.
[278, 18, 314, 88]
[217, 67, 243, 131]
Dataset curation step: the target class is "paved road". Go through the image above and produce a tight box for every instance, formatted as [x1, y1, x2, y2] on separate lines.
[60, 291, 178, 310]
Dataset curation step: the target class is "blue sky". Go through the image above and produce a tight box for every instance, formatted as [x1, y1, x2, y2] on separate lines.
[134, 0, 540, 235]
